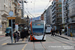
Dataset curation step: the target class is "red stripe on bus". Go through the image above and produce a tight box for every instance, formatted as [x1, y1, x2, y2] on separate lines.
[30, 35, 37, 40]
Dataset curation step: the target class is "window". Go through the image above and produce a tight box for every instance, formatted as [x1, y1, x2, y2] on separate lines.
[58, 9, 62, 12]
[58, 4, 61, 7]
[59, 0, 61, 2]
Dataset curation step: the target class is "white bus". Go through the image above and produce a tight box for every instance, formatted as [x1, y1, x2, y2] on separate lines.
[45, 25, 52, 34]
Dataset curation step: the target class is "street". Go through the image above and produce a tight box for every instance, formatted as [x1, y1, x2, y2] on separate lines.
[0, 34, 75, 50]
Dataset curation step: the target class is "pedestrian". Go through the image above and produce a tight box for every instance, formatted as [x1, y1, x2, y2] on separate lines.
[59, 28, 62, 35]
[20, 29, 25, 41]
[13, 32, 17, 43]
[65, 27, 67, 35]
[53, 27, 55, 36]
[24, 27, 29, 38]
[15, 31, 20, 42]
[51, 27, 54, 36]
[13, 30, 19, 43]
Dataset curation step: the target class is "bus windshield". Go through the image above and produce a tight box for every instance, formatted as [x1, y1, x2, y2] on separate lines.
[33, 28, 43, 33]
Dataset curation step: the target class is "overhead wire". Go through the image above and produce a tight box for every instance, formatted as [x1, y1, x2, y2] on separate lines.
[24, 3, 32, 18]
[25, 2, 35, 18]
[34, 0, 36, 16]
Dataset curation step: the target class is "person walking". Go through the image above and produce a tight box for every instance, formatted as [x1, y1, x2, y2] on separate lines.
[53, 27, 55, 36]
[13, 32, 17, 43]
[20, 29, 25, 41]
[15, 31, 20, 42]
[13, 30, 19, 43]
[51, 27, 54, 36]
[59, 28, 62, 35]
[65, 27, 67, 35]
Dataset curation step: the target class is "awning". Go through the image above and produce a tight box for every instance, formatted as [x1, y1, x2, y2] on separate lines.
[1, 13, 8, 17]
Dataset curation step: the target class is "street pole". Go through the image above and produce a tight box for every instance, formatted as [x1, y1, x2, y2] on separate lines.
[22, 0, 24, 18]
[11, 19, 13, 43]
[9, 0, 13, 43]
[62, 0, 65, 33]
[66, 0, 69, 36]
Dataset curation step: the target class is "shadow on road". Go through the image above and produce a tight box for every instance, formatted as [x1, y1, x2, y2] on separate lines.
[7, 43, 27, 45]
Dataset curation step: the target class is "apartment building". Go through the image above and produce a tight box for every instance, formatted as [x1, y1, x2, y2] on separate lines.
[52, 0, 62, 29]
[43, 10, 46, 24]
[46, 5, 52, 25]
[68, 0, 75, 22]
[52, 1, 56, 25]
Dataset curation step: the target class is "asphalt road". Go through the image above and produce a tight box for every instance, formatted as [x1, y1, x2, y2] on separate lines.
[0, 34, 75, 50]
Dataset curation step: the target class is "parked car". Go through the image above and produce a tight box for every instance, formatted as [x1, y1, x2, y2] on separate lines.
[5, 27, 12, 36]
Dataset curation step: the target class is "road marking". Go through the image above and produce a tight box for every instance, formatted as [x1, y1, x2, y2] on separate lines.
[22, 38, 27, 50]
[2, 43, 7, 45]
[62, 44, 66, 45]
[22, 38, 26, 43]
[22, 44, 27, 50]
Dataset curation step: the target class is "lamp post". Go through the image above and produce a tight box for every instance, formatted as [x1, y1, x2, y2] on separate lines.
[26, 15, 29, 28]
[21, 0, 27, 19]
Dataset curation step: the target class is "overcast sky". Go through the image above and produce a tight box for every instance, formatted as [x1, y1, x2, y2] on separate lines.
[23, 0, 52, 18]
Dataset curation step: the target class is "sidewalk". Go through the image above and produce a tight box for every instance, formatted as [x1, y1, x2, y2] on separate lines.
[0, 33, 5, 36]
[7, 38, 28, 45]
[55, 33, 75, 41]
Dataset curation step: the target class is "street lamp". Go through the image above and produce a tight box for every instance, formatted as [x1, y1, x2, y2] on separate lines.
[26, 15, 29, 28]
[19, 0, 27, 19]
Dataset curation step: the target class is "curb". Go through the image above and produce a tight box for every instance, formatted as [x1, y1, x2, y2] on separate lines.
[55, 34, 69, 40]
[7, 43, 27, 45]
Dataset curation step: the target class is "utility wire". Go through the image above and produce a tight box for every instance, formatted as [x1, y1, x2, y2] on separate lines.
[34, 0, 36, 16]
[44, 1, 51, 10]
[25, 3, 35, 18]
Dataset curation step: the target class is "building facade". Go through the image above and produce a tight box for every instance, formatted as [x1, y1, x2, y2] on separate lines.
[46, 5, 52, 25]
[68, 0, 75, 23]
[0, 0, 10, 34]
[52, 0, 62, 29]
[0, 0, 22, 34]
[43, 10, 46, 24]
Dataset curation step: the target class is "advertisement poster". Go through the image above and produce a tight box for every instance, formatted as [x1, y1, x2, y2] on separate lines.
[15, 24, 18, 31]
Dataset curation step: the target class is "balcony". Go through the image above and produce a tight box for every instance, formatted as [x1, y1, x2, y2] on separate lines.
[52, 13, 56, 18]
[12, 0, 17, 6]
[56, 7, 62, 10]
[57, 11, 62, 14]
[52, 9, 56, 13]
[52, 1, 56, 6]
[56, 20, 62, 24]
[70, 14, 75, 18]
[56, 2, 62, 5]
[52, 17, 55, 21]
[52, 5, 56, 10]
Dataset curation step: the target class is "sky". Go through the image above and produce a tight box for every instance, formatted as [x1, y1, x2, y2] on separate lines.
[23, 0, 52, 18]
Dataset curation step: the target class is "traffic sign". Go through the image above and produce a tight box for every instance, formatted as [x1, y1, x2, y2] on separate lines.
[7, 17, 16, 19]
[9, 11, 13, 16]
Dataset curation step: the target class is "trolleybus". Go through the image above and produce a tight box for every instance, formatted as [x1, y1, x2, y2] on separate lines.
[30, 20, 46, 40]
